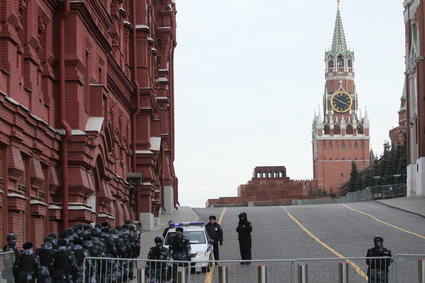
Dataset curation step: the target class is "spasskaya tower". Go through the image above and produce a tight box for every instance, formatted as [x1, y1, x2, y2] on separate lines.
[312, 2, 371, 194]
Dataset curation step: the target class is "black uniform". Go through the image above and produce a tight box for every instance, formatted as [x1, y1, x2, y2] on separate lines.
[146, 236, 172, 282]
[205, 221, 223, 260]
[36, 242, 55, 283]
[14, 243, 39, 283]
[366, 236, 392, 283]
[52, 242, 73, 282]
[169, 231, 191, 282]
[236, 212, 252, 264]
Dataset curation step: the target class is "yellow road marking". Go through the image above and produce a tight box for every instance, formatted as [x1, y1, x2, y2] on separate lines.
[204, 207, 227, 283]
[282, 207, 369, 281]
[341, 204, 425, 240]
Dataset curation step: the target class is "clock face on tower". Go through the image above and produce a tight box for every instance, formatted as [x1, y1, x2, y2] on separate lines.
[330, 91, 352, 113]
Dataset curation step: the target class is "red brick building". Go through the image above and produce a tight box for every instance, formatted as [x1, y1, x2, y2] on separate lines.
[403, 0, 425, 197]
[312, 4, 371, 195]
[389, 81, 408, 147]
[206, 166, 317, 207]
[0, 0, 178, 248]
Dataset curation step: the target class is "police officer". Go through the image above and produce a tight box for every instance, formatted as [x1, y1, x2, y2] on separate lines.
[366, 235, 392, 283]
[2, 233, 19, 282]
[169, 227, 191, 282]
[162, 220, 173, 238]
[52, 239, 73, 282]
[236, 212, 252, 264]
[129, 225, 141, 258]
[36, 237, 55, 283]
[205, 215, 223, 261]
[70, 237, 86, 283]
[146, 236, 171, 283]
[47, 233, 58, 250]
[14, 242, 39, 283]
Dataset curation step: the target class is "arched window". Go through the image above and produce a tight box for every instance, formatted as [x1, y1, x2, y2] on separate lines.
[328, 57, 334, 68]
[341, 142, 346, 149]
[337, 55, 344, 67]
[334, 124, 341, 135]
[354, 143, 358, 148]
[347, 59, 352, 68]
[329, 143, 333, 149]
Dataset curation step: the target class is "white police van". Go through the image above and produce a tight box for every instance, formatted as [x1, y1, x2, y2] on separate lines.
[164, 221, 214, 273]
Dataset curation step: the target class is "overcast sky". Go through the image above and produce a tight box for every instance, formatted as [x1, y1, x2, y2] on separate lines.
[173, 0, 405, 207]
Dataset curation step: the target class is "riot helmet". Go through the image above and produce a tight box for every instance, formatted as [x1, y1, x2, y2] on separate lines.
[374, 235, 384, 248]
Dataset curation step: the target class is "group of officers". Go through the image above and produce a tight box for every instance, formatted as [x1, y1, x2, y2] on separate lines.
[152, 212, 392, 283]
[2, 220, 141, 283]
[1, 212, 393, 283]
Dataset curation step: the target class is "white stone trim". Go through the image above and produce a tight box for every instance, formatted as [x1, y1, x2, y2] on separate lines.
[97, 213, 115, 220]
[150, 137, 161, 151]
[71, 130, 87, 136]
[8, 193, 28, 200]
[315, 136, 370, 140]
[85, 117, 104, 133]
[136, 25, 150, 30]
[316, 159, 370, 163]
[135, 150, 154, 154]
[30, 199, 48, 206]
[48, 204, 62, 210]
[156, 77, 168, 83]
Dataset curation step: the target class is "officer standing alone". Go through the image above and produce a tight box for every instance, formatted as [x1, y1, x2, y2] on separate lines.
[236, 212, 252, 264]
[205, 215, 223, 261]
[366, 235, 392, 283]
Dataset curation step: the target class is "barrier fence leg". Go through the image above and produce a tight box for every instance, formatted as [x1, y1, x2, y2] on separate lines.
[137, 268, 145, 283]
[419, 259, 425, 283]
[298, 264, 308, 283]
[339, 262, 349, 283]
[177, 266, 187, 283]
[258, 265, 267, 283]
[218, 265, 228, 283]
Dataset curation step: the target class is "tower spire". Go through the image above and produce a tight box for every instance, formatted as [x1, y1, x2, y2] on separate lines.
[337, 0, 340, 10]
[331, 2, 347, 54]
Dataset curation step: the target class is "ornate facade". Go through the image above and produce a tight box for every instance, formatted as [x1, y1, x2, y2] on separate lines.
[0, 0, 178, 248]
[403, 0, 425, 197]
[389, 81, 408, 147]
[312, 5, 371, 194]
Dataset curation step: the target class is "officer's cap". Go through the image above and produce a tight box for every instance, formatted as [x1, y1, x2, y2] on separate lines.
[23, 242, 33, 249]
[175, 227, 184, 232]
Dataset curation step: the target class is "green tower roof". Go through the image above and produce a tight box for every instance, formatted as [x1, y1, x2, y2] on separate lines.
[331, 7, 348, 55]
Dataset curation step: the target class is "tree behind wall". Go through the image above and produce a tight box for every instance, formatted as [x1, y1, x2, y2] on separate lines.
[345, 142, 407, 194]
[348, 161, 359, 192]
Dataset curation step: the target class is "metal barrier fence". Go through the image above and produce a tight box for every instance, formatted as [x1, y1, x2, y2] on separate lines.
[394, 254, 425, 283]
[0, 251, 15, 283]
[293, 257, 396, 283]
[82, 255, 425, 283]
